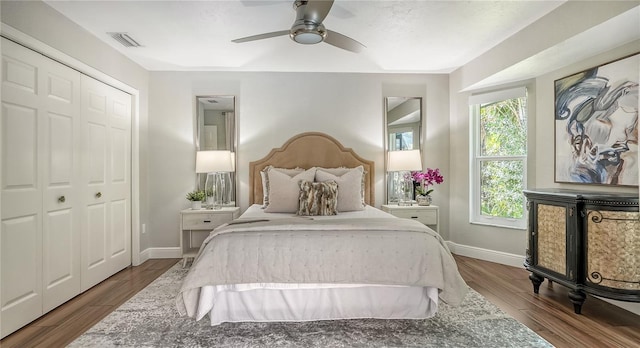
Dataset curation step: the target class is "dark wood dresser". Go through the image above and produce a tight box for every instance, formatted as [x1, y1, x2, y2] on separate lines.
[523, 189, 639, 314]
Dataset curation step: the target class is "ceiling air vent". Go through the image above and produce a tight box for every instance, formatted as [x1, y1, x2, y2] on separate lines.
[107, 32, 142, 47]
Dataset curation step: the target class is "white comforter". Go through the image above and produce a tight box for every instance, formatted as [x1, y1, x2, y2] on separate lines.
[176, 214, 468, 319]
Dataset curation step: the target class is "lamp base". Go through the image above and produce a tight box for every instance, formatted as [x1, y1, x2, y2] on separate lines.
[398, 200, 414, 207]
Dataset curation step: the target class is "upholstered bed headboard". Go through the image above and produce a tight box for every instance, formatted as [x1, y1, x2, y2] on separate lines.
[249, 132, 375, 205]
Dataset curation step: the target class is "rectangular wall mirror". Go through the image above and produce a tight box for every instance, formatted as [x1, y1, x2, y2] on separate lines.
[196, 95, 236, 207]
[385, 97, 422, 204]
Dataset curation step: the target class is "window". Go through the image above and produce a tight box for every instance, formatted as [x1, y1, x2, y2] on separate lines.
[388, 127, 415, 151]
[470, 87, 527, 229]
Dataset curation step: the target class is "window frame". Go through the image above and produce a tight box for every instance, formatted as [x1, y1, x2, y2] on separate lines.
[469, 87, 528, 230]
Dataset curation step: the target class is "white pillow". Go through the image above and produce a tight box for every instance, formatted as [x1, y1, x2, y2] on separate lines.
[264, 168, 316, 213]
[315, 166, 365, 212]
[261, 166, 304, 207]
[316, 167, 351, 176]
[260, 170, 268, 206]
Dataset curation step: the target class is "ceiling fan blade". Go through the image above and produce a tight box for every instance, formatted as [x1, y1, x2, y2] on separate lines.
[232, 30, 290, 43]
[301, 0, 335, 23]
[324, 30, 365, 53]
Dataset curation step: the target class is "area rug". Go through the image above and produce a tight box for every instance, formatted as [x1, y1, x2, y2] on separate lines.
[69, 263, 553, 348]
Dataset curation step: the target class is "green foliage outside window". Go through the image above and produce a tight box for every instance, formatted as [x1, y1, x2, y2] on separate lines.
[479, 97, 527, 219]
[480, 160, 525, 218]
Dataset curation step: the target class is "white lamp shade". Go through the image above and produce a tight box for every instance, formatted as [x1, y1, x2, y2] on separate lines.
[387, 150, 422, 172]
[195, 150, 234, 173]
[230, 152, 236, 171]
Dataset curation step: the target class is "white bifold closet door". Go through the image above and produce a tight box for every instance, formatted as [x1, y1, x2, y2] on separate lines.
[80, 75, 131, 291]
[1, 38, 82, 337]
[0, 38, 132, 338]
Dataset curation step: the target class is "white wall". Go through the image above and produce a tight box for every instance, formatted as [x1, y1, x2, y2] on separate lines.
[2, 0, 635, 270]
[449, 2, 639, 259]
[0, 0, 452, 258]
[449, 4, 639, 314]
[1, 1, 152, 252]
[535, 43, 640, 316]
[448, 80, 536, 257]
[534, 42, 639, 192]
[147, 72, 450, 248]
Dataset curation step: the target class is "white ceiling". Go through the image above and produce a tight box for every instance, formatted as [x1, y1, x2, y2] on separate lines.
[467, 5, 640, 90]
[44, 0, 575, 74]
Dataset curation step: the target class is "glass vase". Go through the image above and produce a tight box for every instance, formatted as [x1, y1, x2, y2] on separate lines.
[399, 179, 414, 206]
[416, 194, 432, 206]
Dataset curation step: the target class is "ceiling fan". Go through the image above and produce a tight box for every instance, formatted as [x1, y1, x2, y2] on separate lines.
[232, 0, 365, 53]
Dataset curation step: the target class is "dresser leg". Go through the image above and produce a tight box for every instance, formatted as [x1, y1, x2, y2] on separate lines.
[568, 290, 586, 314]
[529, 273, 544, 294]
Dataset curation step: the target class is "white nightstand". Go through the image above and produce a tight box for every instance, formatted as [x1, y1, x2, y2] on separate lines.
[180, 207, 240, 267]
[381, 204, 439, 233]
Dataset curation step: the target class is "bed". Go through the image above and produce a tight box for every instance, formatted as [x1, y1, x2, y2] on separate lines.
[176, 132, 468, 325]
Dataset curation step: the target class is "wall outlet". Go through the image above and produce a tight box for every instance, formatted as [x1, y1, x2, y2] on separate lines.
[142, 223, 146, 234]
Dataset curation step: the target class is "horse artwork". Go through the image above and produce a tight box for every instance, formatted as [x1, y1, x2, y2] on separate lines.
[554, 53, 639, 186]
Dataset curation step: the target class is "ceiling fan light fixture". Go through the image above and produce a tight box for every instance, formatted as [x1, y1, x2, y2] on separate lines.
[291, 31, 324, 44]
[232, 0, 364, 52]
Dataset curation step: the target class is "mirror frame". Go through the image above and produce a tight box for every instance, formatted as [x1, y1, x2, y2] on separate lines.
[195, 95, 237, 207]
[384, 96, 423, 204]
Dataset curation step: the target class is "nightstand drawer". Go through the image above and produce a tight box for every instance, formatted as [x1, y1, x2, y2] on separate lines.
[180, 207, 240, 268]
[182, 213, 233, 230]
[391, 209, 437, 225]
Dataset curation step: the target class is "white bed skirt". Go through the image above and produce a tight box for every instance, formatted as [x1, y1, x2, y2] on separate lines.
[196, 284, 439, 326]
[184, 206, 444, 325]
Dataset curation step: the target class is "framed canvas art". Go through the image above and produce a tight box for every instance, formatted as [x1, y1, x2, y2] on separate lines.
[554, 53, 639, 186]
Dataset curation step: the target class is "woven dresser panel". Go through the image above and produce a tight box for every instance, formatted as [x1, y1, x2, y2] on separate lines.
[586, 210, 640, 290]
[537, 204, 567, 275]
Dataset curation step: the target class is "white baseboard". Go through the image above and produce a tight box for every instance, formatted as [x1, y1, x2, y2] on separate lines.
[447, 241, 524, 268]
[139, 247, 181, 260]
[138, 248, 151, 265]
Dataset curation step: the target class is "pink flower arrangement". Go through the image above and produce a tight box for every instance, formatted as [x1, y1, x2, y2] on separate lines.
[411, 168, 444, 196]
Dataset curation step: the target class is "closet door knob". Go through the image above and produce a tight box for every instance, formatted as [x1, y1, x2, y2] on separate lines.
[58, 196, 66, 203]
[96, 192, 102, 198]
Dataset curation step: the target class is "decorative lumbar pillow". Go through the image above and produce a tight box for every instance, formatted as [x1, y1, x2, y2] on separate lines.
[261, 166, 305, 207]
[297, 180, 338, 216]
[315, 166, 365, 212]
[264, 168, 316, 213]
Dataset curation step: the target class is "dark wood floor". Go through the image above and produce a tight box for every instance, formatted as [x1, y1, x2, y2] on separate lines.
[2, 255, 639, 347]
[0, 258, 179, 348]
[455, 255, 640, 348]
